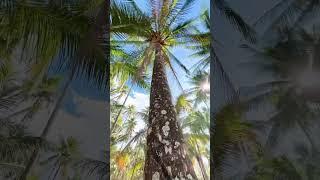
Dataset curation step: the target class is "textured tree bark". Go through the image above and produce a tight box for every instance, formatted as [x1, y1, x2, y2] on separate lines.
[144, 43, 197, 180]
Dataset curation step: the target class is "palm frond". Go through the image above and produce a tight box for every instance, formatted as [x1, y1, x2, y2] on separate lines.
[76, 158, 108, 180]
[213, 0, 256, 42]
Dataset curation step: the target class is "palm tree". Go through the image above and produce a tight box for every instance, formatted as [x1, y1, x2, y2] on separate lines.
[0, 137, 45, 179]
[76, 151, 108, 180]
[181, 0, 257, 116]
[110, 102, 147, 179]
[175, 76, 210, 179]
[175, 94, 192, 116]
[0, 1, 109, 179]
[172, 92, 209, 179]
[245, 155, 303, 180]
[211, 104, 258, 178]
[241, 27, 320, 152]
[0, 120, 50, 179]
[39, 136, 80, 180]
[186, 10, 210, 72]
[183, 109, 210, 180]
[110, 47, 150, 134]
[0, 54, 60, 179]
[111, 0, 206, 179]
[244, 143, 320, 179]
[185, 71, 210, 108]
[212, 0, 256, 42]
[0, 0, 107, 86]
[111, 93, 151, 179]
[253, 0, 320, 39]
[190, 7, 243, 106]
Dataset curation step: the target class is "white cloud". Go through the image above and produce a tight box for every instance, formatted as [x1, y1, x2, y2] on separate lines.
[118, 90, 150, 112]
[116, 91, 150, 132]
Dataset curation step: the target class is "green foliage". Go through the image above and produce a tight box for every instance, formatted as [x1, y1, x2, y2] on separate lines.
[0, 0, 108, 178]
[26, 174, 39, 180]
[247, 156, 303, 180]
[212, 104, 257, 177]
[213, 0, 256, 42]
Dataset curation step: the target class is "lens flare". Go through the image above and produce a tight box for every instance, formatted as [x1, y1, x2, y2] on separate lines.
[200, 80, 210, 92]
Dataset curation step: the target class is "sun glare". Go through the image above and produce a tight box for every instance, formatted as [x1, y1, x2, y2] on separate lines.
[200, 80, 210, 92]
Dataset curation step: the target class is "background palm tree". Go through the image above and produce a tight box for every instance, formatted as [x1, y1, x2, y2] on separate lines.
[0, 1, 110, 179]
[183, 108, 210, 180]
[110, 89, 210, 179]
[0, 50, 61, 179]
[185, 71, 210, 108]
[245, 155, 303, 180]
[211, 103, 258, 179]
[110, 47, 150, 134]
[0, 0, 109, 179]
[240, 26, 320, 152]
[39, 136, 81, 180]
[76, 151, 108, 180]
[212, 0, 256, 42]
[253, 0, 320, 40]
[211, 0, 320, 179]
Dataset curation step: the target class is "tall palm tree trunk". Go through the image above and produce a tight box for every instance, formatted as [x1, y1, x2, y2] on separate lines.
[195, 141, 208, 180]
[19, 69, 74, 180]
[111, 84, 133, 133]
[129, 147, 141, 180]
[144, 43, 197, 180]
[52, 165, 61, 180]
[196, 155, 208, 180]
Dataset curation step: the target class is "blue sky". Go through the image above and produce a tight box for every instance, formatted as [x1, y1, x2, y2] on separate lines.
[127, 0, 210, 109]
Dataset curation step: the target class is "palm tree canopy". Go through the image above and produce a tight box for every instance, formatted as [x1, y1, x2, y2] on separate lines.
[0, 0, 108, 88]
[111, 0, 207, 86]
